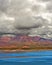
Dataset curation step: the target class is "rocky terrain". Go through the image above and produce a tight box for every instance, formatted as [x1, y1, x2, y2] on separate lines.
[0, 35, 52, 51]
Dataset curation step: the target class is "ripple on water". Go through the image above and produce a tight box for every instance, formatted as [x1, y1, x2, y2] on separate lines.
[0, 50, 52, 62]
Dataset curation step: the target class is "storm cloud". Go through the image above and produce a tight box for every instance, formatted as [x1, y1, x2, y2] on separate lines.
[0, 0, 52, 39]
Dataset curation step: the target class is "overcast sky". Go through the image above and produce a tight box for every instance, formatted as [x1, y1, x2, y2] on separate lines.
[0, 0, 52, 39]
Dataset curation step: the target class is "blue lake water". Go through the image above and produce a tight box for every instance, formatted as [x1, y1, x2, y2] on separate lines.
[0, 50, 52, 65]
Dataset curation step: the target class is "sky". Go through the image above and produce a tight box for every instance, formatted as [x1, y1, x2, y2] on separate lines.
[0, 0, 52, 39]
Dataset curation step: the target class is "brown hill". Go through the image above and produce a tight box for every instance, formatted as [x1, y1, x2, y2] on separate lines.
[0, 35, 52, 50]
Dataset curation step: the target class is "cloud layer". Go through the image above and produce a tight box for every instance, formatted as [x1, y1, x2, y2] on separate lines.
[0, 0, 52, 39]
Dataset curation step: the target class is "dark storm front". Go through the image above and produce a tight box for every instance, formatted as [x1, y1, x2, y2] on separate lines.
[0, 0, 52, 39]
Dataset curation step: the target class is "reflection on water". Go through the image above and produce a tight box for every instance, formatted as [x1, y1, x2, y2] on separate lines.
[0, 50, 52, 64]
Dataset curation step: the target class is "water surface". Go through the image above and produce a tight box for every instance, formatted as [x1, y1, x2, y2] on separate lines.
[0, 50, 52, 65]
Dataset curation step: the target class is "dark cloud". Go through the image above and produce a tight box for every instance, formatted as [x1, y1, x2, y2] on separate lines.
[0, 0, 52, 39]
[15, 23, 42, 30]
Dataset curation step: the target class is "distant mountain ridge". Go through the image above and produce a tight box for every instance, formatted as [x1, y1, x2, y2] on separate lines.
[0, 35, 52, 42]
[0, 35, 52, 49]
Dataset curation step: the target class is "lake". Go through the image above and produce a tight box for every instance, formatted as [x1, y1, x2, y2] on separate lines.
[0, 50, 52, 65]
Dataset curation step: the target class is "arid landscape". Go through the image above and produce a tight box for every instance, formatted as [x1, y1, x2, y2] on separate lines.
[0, 35, 52, 52]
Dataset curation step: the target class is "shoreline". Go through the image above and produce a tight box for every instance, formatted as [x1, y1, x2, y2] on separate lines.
[0, 49, 52, 53]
